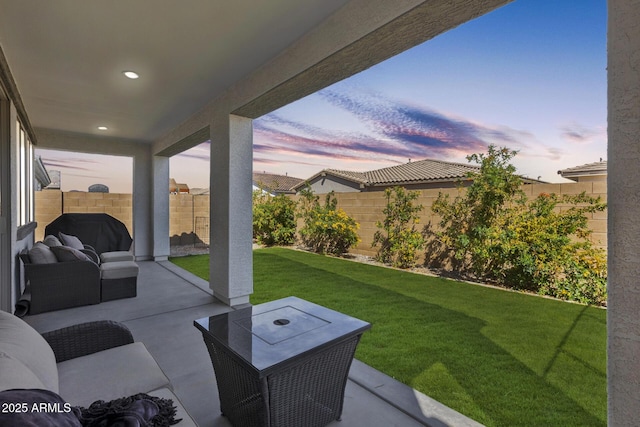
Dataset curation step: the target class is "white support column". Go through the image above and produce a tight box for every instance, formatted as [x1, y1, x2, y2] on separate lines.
[209, 114, 253, 306]
[131, 146, 152, 260]
[608, 1, 640, 425]
[152, 155, 170, 261]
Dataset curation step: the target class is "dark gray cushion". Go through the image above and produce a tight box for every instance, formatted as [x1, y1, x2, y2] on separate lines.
[50, 246, 91, 263]
[43, 234, 63, 247]
[28, 242, 58, 264]
[58, 232, 85, 250]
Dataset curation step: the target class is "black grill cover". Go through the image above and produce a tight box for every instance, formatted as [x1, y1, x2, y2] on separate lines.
[45, 213, 132, 255]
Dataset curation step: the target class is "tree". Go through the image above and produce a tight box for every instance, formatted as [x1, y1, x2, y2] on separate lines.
[431, 145, 607, 305]
[372, 186, 426, 268]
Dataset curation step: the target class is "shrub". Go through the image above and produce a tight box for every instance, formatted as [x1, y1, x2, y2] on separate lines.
[430, 145, 607, 305]
[372, 186, 426, 268]
[539, 247, 607, 305]
[252, 190, 297, 246]
[298, 189, 360, 255]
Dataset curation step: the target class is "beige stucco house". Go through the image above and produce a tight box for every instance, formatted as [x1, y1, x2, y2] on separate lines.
[558, 160, 607, 182]
[296, 158, 544, 194]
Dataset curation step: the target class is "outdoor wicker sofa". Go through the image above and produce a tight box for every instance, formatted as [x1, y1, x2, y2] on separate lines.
[18, 247, 101, 315]
[0, 309, 197, 425]
[17, 236, 139, 315]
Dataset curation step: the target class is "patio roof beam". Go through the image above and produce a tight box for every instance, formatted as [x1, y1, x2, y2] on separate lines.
[233, 0, 513, 119]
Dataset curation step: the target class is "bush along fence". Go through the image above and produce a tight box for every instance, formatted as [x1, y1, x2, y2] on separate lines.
[252, 187, 360, 256]
[278, 146, 606, 306]
[426, 146, 607, 306]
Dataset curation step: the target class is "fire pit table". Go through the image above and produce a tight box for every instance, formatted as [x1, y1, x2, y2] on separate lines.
[194, 296, 371, 427]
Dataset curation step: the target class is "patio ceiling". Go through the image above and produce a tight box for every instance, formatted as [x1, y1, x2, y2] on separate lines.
[0, 0, 349, 143]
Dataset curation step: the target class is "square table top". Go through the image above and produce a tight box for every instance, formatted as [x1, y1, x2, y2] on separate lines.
[194, 296, 371, 376]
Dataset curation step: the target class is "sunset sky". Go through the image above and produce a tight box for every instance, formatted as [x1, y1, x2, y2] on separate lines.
[38, 0, 607, 193]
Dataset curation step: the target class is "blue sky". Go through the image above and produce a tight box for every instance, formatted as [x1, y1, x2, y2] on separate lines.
[39, 0, 607, 192]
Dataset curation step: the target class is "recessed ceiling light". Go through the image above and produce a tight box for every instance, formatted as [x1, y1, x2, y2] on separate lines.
[122, 71, 139, 79]
[97, 126, 108, 130]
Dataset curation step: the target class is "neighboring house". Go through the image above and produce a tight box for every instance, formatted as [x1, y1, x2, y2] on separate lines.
[295, 158, 544, 194]
[169, 178, 190, 194]
[557, 160, 607, 182]
[45, 170, 61, 190]
[189, 188, 210, 196]
[253, 172, 304, 195]
[33, 156, 51, 191]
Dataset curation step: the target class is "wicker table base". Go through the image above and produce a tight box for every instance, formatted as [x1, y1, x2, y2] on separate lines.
[194, 297, 370, 427]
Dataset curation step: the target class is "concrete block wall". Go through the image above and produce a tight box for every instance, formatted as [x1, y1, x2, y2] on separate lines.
[193, 195, 210, 224]
[313, 182, 607, 258]
[34, 191, 132, 242]
[34, 190, 63, 242]
[168, 194, 210, 245]
[34, 181, 606, 254]
[169, 194, 194, 238]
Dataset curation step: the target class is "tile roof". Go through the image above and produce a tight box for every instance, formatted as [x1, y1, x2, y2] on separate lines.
[557, 161, 607, 177]
[253, 172, 304, 193]
[303, 159, 481, 189]
[364, 159, 480, 185]
[169, 178, 190, 193]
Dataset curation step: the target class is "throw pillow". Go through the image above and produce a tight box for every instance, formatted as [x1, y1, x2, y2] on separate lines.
[50, 246, 91, 263]
[43, 235, 63, 247]
[28, 242, 58, 264]
[0, 389, 81, 427]
[58, 232, 85, 250]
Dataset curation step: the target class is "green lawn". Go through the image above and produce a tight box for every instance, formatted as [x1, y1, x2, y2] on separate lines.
[171, 247, 607, 427]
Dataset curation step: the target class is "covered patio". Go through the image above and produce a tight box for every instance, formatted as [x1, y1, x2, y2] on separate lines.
[1, 0, 639, 425]
[22, 259, 480, 427]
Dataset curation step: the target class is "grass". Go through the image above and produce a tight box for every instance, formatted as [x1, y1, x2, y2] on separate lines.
[170, 247, 607, 427]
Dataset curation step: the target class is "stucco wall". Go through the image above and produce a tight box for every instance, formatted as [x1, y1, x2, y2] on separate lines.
[608, 0, 640, 423]
[307, 176, 361, 193]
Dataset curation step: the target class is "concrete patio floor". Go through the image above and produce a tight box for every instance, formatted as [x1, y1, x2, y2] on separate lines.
[23, 260, 482, 427]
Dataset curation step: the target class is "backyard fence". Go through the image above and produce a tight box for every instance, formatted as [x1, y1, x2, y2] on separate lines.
[290, 181, 607, 258]
[35, 191, 133, 242]
[35, 180, 606, 255]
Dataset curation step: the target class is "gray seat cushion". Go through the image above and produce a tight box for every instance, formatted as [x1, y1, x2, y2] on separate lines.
[0, 310, 59, 392]
[0, 352, 48, 392]
[100, 261, 139, 280]
[57, 342, 171, 407]
[100, 251, 134, 263]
